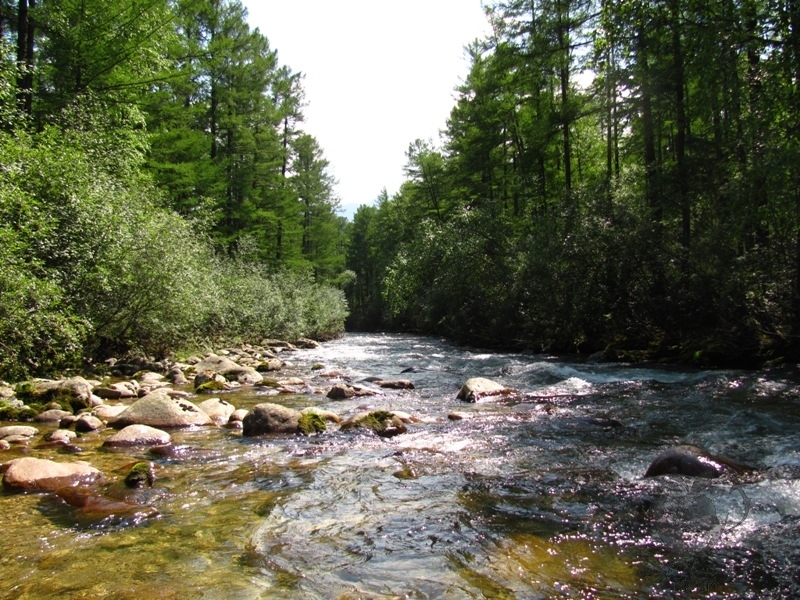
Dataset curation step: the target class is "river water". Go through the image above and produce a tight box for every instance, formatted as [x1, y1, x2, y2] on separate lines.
[2, 332, 799, 599]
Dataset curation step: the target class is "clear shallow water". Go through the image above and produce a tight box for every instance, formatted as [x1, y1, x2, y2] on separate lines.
[2, 332, 799, 598]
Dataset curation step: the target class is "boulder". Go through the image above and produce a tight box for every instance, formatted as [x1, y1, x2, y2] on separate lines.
[136, 371, 165, 385]
[197, 398, 236, 425]
[256, 358, 283, 372]
[34, 409, 73, 423]
[194, 354, 263, 385]
[168, 367, 189, 386]
[456, 377, 514, 402]
[93, 381, 139, 400]
[341, 410, 407, 437]
[94, 405, 129, 420]
[59, 415, 79, 428]
[103, 424, 172, 448]
[378, 379, 415, 390]
[0, 425, 39, 441]
[19, 376, 94, 408]
[327, 383, 355, 399]
[447, 411, 473, 421]
[109, 390, 213, 428]
[75, 414, 105, 433]
[297, 412, 327, 435]
[295, 338, 320, 349]
[2, 457, 102, 491]
[44, 429, 78, 444]
[124, 462, 156, 488]
[326, 383, 377, 400]
[193, 370, 229, 392]
[242, 403, 302, 436]
[300, 407, 342, 424]
[644, 445, 755, 478]
[229, 408, 249, 423]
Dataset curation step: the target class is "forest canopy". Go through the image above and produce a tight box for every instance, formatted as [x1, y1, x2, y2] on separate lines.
[344, 0, 800, 366]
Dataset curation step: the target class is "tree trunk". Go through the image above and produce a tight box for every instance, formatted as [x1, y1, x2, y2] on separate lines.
[671, 0, 689, 250]
[16, 0, 35, 114]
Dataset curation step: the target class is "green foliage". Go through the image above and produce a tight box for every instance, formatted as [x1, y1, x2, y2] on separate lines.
[209, 262, 348, 343]
[0, 1, 349, 380]
[346, 0, 800, 364]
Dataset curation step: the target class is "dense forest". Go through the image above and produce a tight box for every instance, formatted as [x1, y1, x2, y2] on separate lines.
[345, 0, 800, 366]
[0, 0, 349, 381]
[2, 0, 799, 381]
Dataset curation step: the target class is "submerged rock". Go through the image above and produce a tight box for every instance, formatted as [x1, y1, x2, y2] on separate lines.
[644, 445, 754, 478]
[242, 403, 302, 436]
[54, 486, 158, 521]
[456, 377, 514, 402]
[1, 457, 102, 491]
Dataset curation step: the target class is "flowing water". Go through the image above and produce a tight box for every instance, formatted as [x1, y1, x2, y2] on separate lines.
[2, 332, 800, 599]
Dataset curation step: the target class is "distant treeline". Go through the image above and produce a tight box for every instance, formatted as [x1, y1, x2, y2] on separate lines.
[0, 0, 348, 381]
[344, 0, 800, 366]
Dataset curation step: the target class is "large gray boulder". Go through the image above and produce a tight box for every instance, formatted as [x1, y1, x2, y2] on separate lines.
[194, 354, 263, 385]
[242, 403, 302, 436]
[456, 377, 514, 402]
[2, 457, 102, 491]
[109, 390, 213, 428]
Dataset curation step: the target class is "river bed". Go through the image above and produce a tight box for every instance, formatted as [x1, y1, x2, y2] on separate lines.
[1, 332, 799, 598]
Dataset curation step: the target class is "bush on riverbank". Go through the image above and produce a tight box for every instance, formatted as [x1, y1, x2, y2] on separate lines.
[0, 116, 347, 382]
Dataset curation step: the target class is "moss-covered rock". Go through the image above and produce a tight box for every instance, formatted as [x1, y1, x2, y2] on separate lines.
[195, 380, 226, 393]
[124, 462, 156, 488]
[297, 412, 327, 435]
[15, 377, 95, 412]
[255, 359, 283, 372]
[0, 401, 37, 422]
[342, 410, 407, 438]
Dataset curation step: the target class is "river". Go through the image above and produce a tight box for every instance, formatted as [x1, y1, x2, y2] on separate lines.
[1, 332, 799, 598]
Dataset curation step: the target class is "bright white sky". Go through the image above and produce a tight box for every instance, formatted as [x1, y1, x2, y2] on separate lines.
[243, 0, 492, 219]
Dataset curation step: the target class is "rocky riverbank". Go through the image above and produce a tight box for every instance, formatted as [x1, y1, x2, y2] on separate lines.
[0, 338, 432, 518]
